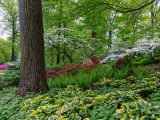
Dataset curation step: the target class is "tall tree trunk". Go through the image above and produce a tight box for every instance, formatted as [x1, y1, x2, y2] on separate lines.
[17, 0, 49, 96]
[55, 0, 63, 64]
[151, 3, 154, 39]
[56, 22, 62, 64]
[108, 29, 112, 48]
[62, 23, 73, 63]
[56, 46, 61, 64]
[11, 18, 16, 61]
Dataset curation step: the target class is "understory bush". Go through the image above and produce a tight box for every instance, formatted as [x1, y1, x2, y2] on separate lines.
[0, 70, 20, 90]
[48, 61, 151, 89]
[131, 50, 160, 65]
[101, 40, 160, 64]
[48, 65, 108, 89]
[47, 56, 101, 78]
[5, 62, 20, 70]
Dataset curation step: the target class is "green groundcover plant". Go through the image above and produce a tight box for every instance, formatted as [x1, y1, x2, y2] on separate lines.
[0, 71, 160, 120]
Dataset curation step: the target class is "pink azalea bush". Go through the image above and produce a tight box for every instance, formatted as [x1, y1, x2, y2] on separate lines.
[0, 65, 8, 70]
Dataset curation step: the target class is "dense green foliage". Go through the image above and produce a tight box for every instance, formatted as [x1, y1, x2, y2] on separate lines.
[0, 39, 11, 64]
[0, 70, 19, 89]
[0, 87, 25, 120]
[1, 0, 160, 65]
[0, 70, 160, 119]
[0, 51, 160, 119]
[48, 64, 150, 89]
[0, 0, 160, 119]
[48, 65, 108, 89]
[42, 0, 160, 66]
[131, 47, 160, 65]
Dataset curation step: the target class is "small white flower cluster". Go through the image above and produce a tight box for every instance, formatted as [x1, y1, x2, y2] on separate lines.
[100, 40, 160, 64]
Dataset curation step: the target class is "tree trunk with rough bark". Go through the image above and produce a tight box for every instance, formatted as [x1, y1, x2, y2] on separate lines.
[17, 0, 49, 96]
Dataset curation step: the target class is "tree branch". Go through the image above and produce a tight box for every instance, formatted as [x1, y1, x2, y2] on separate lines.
[77, 0, 156, 16]
[105, 0, 156, 13]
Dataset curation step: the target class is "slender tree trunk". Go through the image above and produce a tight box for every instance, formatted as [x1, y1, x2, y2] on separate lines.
[151, 3, 154, 39]
[65, 52, 73, 63]
[17, 0, 49, 96]
[11, 18, 16, 61]
[56, 46, 61, 64]
[62, 48, 73, 63]
[62, 23, 73, 63]
[56, 22, 62, 64]
[108, 29, 112, 48]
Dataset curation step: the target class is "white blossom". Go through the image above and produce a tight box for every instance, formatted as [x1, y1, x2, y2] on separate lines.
[101, 40, 160, 64]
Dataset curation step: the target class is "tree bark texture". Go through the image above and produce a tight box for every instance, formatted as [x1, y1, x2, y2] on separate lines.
[17, 0, 49, 96]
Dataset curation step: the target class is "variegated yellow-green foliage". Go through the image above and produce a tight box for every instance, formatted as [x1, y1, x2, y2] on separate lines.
[1, 72, 160, 120]
[115, 98, 160, 120]
[22, 86, 139, 120]
[94, 72, 160, 93]
[21, 72, 160, 120]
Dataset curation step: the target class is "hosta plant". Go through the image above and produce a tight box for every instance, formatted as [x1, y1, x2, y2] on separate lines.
[22, 86, 140, 120]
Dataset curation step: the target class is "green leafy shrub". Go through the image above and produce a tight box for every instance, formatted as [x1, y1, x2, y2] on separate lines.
[132, 66, 150, 79]
[0, 70, 20, 89]
[132, 54, 154, 65]
[0, 39, 11, 64]
[0, 87, 26, 120]
[153, 46, 160, 61]
[131, 47, 160, 65]
[112, 65, 132, 79]
[6, 62, 20, 70]
[0, 70, 20, 82]
[48, 65, 108, 89]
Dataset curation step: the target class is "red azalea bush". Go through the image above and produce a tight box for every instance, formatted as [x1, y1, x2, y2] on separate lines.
[47, 63, 80, 78]
[47, 56, 101, 78]
[63, 63, 80, 72]
[81, 56, 101, 70]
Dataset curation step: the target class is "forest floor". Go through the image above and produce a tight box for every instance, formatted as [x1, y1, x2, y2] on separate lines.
[0, 60, 160, 119]
[1, 47, 160, 119]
